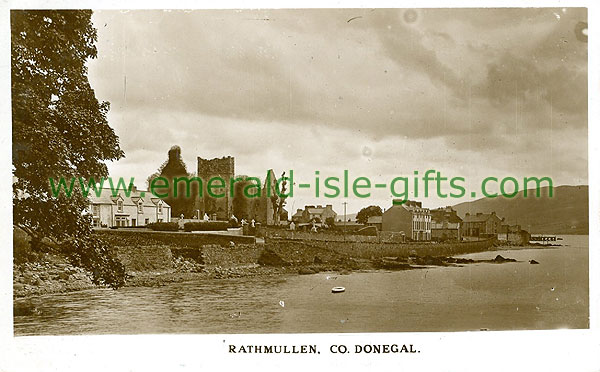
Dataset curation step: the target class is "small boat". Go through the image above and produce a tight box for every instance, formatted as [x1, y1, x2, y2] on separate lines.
[331, 287, 345, 293]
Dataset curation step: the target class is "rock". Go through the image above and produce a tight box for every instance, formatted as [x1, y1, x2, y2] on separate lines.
[424, 256, 444, 266]
[298, 267, 316, 275]
[454, 258, 474, 264]
[13, 302, 40, 316]
[372, 258, 412, 270]
[257, 249, 290, 267]
[493, 255, 516, 263]
[58, 272, 70, 280]
[529, 259, 540, 264]
[22, 272, 35, 284]
[413, 255, 445, 266]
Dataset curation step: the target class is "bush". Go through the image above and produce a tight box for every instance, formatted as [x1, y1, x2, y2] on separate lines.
[13, 227, 41, 264]
[228, 218, 240, 228]
[184, 221, 229, 232]
[62, 236, 126, 289]
[147, 222, 179, 231]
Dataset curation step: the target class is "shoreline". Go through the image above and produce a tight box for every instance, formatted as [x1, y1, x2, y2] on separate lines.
[14, 242, 558, 302]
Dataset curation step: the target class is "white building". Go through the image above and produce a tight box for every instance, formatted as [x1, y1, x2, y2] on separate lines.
[88, 188, 171, 228]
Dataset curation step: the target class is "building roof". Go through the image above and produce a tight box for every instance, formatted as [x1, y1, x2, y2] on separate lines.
[89, 188, 171, 208]
[305, 204, 336, 215]
[387, 200, 430, 214]
[463, 212, 498, 223]
[431, 207, 463, 223]
[367, 216, 383, 224]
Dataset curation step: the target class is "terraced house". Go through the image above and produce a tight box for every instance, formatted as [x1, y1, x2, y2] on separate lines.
[461, 212, 503, 238]
[88, 187, 171, 228]
[382, 200, 431, 241]
[291, 204, 337, 224]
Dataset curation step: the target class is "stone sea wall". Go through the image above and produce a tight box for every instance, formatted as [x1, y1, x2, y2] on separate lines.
[264, 238, 495, 260]
[201, 244, 262, 268]
[260, 227, 406, 243]
[15, 229, 496, 298]
[94, 229, 255, 247]
[107, 230, 494, 273]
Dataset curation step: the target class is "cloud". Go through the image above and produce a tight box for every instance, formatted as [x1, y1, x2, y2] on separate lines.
[86, 8, 588, 211]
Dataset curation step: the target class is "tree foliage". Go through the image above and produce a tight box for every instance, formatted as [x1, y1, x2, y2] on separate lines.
[232, 177, 252, 220]
[147, 145, 197, 218]
[271, 171, 289, 225]
[12, 10, 126, 288]
[356, 205, 383, 224]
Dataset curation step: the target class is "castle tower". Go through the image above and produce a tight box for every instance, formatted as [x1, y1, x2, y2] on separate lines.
[197, 156, 235, 220]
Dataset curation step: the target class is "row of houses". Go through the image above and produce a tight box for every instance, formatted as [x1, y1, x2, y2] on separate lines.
[291, 204, 337, 225]
[365, 200, 529, 243]
[88, 186, 172, 228]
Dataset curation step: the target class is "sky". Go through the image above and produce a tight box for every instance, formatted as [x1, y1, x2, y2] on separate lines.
[87, 8, 588, 215]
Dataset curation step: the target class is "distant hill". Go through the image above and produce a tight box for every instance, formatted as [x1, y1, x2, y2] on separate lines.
[452, 185, 588, 234]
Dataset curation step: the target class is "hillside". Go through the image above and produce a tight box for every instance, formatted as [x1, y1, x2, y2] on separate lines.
[452, 185, 588, 234]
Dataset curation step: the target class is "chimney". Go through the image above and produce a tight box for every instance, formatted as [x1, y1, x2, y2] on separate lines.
[466, 213, 470, 216]
[491, 211, 496, 215]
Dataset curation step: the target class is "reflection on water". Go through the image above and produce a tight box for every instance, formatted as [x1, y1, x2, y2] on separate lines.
[14, 235, 588, 335]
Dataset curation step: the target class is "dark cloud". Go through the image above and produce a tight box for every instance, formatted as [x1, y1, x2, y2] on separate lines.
[87, 8, 587, 199]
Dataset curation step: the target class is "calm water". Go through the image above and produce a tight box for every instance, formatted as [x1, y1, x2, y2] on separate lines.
[14, 235, 588, 335]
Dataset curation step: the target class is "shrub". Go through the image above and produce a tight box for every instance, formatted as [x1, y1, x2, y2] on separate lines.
[13, 227, 41, 264]
[229, 218, 241, 228]
[184, 221, 229, 232]
[62, 236, 126, 289]
[147, 222, 179, 231]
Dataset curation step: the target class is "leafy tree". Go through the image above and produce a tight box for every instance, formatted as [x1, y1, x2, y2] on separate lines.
[12, 10, 126, 288]
[356, 205, 383, 224]
[147, 146, 198, 218]
[325, 216, 335, 227]
[270, 171, 288, 225]
[232, 177, 252, 220]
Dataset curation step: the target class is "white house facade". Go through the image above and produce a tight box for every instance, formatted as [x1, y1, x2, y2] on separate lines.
[88, 188, 171, 228]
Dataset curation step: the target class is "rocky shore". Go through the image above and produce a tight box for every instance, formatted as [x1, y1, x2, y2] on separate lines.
[14, 240, 547, 301]
[13, 258, 97, 299]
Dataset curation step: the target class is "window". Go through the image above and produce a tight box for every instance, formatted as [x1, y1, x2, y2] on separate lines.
[138, 201, 143, 213]
[117, 200, 123, 213]
[115, 216, 127, 227]
[158, 203, 162, 214]
[92, 204, 100, 216]
[145, 218, 150, 225]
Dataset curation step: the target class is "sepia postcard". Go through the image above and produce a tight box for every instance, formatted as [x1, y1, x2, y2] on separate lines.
[1, 2, 598, 372]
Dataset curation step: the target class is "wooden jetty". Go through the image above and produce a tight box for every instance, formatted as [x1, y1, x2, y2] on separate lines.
[530, 235, 561, 243]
